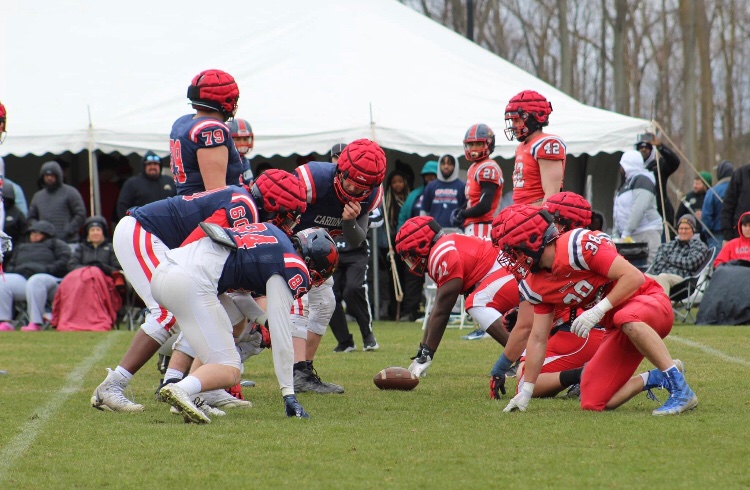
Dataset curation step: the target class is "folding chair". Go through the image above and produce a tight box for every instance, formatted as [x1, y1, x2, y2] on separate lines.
[670, 247, 715, 324]
[115, 273, 146, 331]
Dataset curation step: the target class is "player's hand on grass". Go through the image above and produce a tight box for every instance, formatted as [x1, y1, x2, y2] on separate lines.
[409, 343, 434, 378]
[503, 383, 534, 412]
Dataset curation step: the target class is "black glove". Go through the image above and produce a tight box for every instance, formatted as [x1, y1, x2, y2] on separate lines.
[490, 374, 506, 399]
[410, 343, 436, 362]
[502, 307, 519, 333]
[450, 208, 465, 228]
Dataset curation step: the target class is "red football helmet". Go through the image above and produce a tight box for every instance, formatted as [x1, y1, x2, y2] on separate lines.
[395, 216, 444, 276]
[228, 118, 253, 156]
[249, 169, 307, 236]
[187, 69, 240, 121]
[333, 139, 386, 203]
[0, 101, 6, 144]
[504, 90, 552, 142]
[463, 124, 495, 162]
[493, 205, 557, 279]
[292, 228, 339, 287]
[543, 192, 592, 230]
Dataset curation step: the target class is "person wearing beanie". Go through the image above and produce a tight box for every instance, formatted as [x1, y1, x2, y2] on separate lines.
[702, 159, 735, 250]
[0, 220, 71, 331]
[675, 171, 712, 237]
[27, 161, 86, 244]
[720, 163, 750, 242]
[51, 215, 122, 332]
[115, 152, 176, 222]
[613, 149, 663, 264]
[646, 213, 709, 295]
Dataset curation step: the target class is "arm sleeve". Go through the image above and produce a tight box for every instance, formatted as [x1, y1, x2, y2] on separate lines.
[701, 193, 717, 231]
[650, 243, 668, 275]
[462, 181, 498, 218]
[230, 291, 266, 323]
[657, 145, 681, 176]
[68, 191, 87, 232]
[68, 246, 83, 272]
[342, 213, 368, 248]
[50, 240, 72, 277]
[265, 274, 295, 397]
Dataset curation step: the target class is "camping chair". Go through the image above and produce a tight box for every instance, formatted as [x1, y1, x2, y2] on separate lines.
[115, 272, 146, 331]
[670, 247, 715, 324]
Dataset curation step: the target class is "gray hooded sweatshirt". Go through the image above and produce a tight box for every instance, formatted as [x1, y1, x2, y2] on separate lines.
[28, 161, 86, 243]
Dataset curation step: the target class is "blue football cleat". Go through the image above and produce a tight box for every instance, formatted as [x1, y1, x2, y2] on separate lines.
[652, 365, 698, 416]
[284, 395, 310, 418]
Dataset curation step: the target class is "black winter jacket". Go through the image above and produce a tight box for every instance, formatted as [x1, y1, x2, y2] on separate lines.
[7, 237, 71, 279]
[721, 164, 750, 240]
[68, 239, 120, 275]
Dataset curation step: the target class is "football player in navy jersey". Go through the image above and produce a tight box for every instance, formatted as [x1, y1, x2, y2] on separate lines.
[228, 117, 255, 186]
[154, 224, 338, 422]
[91, 170, 306, 413]
[169, 69, 245, 195]
[291, 139, 386, 393]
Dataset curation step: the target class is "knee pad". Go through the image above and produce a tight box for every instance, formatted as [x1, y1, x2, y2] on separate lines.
[172, 331, 196, 359]
[290, 314, 308, 339]
[140, 319, 176, 345]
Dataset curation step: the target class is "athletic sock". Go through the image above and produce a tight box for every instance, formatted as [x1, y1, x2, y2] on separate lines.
[293, 361, 308, 372]
[175, 375, 202, 397]
[114, 366, 134, 382]
[559, 367, 584, 388]
[163, 368, 184, 383]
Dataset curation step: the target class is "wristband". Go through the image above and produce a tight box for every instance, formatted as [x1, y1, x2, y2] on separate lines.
[255, 313, 268, 326]
[597, 297, 613, 313]
[521, 382, 535, 396]
[496, 353, 513, 373]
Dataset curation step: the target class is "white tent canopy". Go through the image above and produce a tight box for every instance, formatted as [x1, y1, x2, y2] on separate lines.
[2, 0, 649, 159]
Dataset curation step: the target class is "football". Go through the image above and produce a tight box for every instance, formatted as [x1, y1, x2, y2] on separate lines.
[373, 366, 419, 391]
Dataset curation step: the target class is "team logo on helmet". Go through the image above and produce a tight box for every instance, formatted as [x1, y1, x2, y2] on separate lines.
[250, 169, 307, 236]
[187, 69, 240, 121]
[293, 228, 339, 286]
[543, 192, 592, 231]
[395, 216, 444, 276]
[333, 138, 386, 203]
[228, 118, 254, 156]
[463, 124, 495, 162]
[504, 90, 553, 142]
[492, 205, 558, 279]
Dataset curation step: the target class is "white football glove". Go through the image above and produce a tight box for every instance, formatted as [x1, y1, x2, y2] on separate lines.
[408, 357, 432, 378]
[571, 298, 612, 338]
[503, 382, 534, 412]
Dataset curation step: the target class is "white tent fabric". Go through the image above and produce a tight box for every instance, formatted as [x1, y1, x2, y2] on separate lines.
[1, 0, 649, 159]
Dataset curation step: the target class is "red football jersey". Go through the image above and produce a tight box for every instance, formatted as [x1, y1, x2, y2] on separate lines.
[464, 159, 503, 225]
[427, 233, 499, 292]
[512, 131, 566, 204]
[520, 229, 658, 328]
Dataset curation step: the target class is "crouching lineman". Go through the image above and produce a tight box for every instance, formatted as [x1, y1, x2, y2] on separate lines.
[395, 216, 519, 378]
[493, 205, 697, 415]
[91, 170, 306, 412]
[154, 223, 338, 423]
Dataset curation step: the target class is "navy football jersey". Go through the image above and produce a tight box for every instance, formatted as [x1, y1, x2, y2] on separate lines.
[218, 223, 310, 298]
[294, 161, 383, 239]
[129, 185, 258, 249]
[169, 114, 245, 195]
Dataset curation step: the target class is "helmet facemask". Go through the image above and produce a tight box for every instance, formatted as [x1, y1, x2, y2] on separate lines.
[504, 110, 540, 142]
[333, 171, 374, 203]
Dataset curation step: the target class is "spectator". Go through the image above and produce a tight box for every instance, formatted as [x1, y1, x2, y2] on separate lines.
[52, 216, 123, 331]
[675, 171, 710, 236]
[720, 163, 750, 242]
[398, 161, 437, 229]
[115, 151, 176, 222]
[646, 215, 709, 295]
[702, 159, 734, 251]
[397, 161, 437, 322]
[0, 220, 71, 332]
[613, 150, 662, 264]
[421, 154, 465, 228]
[636, 133, 681, 226]
[714, 212, 750, 269]
[378, 169, 411, 320]
[28, 161, 86, 245]
[2, 184, 27, 261]
[4, 178, 28, 217]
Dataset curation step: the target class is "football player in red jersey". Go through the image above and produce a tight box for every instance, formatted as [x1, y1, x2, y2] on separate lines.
[489, 193, 603, 400]
[451, 124, 503, 239]
[494, 205, 697, 416]
[395, 216, 519, 378]
[504, 90, 566, 206]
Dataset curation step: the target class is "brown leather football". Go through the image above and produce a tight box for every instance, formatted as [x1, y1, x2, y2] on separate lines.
[373, 366, 419, 391]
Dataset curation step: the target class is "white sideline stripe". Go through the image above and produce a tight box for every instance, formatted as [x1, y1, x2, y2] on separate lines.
[667, 336, 750, 367]
[0, 333, 120, 484]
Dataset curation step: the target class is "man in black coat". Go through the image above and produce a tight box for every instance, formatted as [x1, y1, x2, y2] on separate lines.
[636, 133, 681, 226]
[115, 152, 176, 222]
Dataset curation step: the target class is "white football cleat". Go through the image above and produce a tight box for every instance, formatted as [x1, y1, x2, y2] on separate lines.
[159, 384, 210, 424]
[91, 368, 144, 412]
[197, 389, 253, 408]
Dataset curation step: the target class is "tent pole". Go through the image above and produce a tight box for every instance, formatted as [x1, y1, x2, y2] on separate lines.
[87, 105, 101, 217]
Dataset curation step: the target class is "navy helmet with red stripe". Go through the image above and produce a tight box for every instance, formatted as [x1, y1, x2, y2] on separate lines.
[292, 227, 338, 286]
[463, 124, 495, 162]
[228, 118, 253, 156]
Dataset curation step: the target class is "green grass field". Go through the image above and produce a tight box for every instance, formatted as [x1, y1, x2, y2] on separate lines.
[1, 322, 749, 489]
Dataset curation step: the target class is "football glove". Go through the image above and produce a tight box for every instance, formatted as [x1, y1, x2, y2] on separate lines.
[490, 375, 506, 399]
[408, 343, 435, 378]
[502, 307, 519, 332]
[450, 208, 465, 228]
[284, 394, 310, 418]
[571, 298, 612, 338]
[503, 382, 534, 412]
